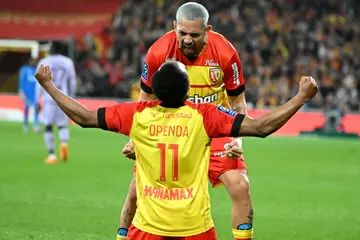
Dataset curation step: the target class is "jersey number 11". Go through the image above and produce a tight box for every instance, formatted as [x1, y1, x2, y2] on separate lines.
[156, 143, 179, 181]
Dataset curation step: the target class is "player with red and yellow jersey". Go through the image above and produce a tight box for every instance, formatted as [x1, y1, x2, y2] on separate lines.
[140, 30, 244, 110]
[34, 61, 319, 240]
[139, 29, 246, 185]
[120, 3, 252, 240]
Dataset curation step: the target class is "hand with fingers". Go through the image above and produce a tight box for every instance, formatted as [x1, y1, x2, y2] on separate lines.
[226, 139, 243, 159]
[122, 140, 136, 160]
[298, 76, 319, 103]
[34, 65, 53, 87]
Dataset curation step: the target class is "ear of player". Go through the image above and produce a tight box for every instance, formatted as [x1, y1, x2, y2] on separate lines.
[298, 76, 319, 102]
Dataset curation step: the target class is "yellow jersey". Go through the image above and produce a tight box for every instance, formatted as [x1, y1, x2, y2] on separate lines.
[98, 100, 244, 236]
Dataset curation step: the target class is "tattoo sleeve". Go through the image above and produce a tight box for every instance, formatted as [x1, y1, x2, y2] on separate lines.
[122, 208, 135, 225]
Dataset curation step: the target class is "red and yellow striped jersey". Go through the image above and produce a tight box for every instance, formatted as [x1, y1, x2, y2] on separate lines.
[98, 101, 244, 236]
[140, 31, 245, 108]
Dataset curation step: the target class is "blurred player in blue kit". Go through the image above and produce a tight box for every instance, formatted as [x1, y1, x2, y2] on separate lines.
[18, 58, 40, 133]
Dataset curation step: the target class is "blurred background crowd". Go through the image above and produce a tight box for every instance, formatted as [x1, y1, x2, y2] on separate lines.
[2, 0, 358, 112]
[75, 0, 360, 112]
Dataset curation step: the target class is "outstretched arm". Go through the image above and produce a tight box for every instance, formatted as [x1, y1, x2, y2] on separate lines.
[237, 76, 318, 137]
[34, 65, 98, 128]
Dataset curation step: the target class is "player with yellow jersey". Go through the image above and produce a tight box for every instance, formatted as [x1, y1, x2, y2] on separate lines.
[120, 2, 252, 240]
[35, 61, 318, 240]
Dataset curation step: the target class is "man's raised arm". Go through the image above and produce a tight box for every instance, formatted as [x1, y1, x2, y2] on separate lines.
[34, 65, 98, 128]
[238, 76, 318, 137]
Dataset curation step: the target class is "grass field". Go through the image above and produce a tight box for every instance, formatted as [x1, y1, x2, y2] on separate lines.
[0, 121, 359, 240]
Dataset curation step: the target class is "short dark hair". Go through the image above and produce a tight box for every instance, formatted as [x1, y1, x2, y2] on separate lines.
[50, 41, 66, 55]
[152, 61, 189, 107]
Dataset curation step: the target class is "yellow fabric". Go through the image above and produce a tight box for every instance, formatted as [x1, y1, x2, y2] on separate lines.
[186, 66, 230, 108]
[131, 105, 214, 236]
[232, 228, 254, 239]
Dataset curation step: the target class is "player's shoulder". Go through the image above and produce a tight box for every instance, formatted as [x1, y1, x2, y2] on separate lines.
[58, 55, 74, 65]
[208, 31, 234, 48]
[134, 100, 161, 112]
[208, 31, 237, 56]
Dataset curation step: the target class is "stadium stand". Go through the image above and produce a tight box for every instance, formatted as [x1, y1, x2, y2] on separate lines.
[74, 0, 360, 113]
[0, 0, 359, 113]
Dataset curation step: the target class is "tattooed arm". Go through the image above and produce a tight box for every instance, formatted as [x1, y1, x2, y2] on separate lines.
[229, 92, 247, 115]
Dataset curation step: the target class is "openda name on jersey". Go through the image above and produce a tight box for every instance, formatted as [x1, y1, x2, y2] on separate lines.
[188, 93, 218, 103]
[144, 185, 194, 200]
[149, 124, 189, 137]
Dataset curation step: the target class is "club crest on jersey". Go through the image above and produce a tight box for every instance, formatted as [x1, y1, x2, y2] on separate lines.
[216, 106, 237, 117]
[209, 68, 221, 83]
[141, 62, 149, 81]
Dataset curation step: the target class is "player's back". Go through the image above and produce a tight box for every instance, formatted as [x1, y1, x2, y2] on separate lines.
[38, 55, 75, 103]
[101, 99, 240, 236]
[123, 99, 240, 237]
[130, 101, 214, 236]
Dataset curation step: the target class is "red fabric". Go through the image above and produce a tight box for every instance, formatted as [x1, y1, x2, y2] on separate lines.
[0, 15, 109, 39]
[223, 53, 245, 91]
[104, 102, 136, 135]
[208, 137, 247, 187]
[140, 31, 245, 91]
[104, 101, 161, 135]
[189, 102, 239, 138]
[0, 0, 121, 39]
[1, 0, 120, 14]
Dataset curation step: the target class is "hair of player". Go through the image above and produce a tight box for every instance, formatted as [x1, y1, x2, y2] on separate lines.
[176, 2, 209, 27]
[152, 61, 189, 107]
[50, 41, 65, 55]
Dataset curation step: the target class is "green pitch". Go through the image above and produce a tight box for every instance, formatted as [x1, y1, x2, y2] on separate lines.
[0, 122, 359, 240]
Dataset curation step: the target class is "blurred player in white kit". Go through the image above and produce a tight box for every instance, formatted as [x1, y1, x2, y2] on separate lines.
[36, 41, 77, 164]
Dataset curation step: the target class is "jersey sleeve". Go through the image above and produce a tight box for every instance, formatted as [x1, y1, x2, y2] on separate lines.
[200, 104, 245, 138]
[97, 102, 137, 135]
[223, 53, 245, 96]
[140, 48, 161, 94]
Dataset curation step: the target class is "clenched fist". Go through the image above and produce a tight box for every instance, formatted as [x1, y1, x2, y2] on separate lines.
[298, 76, 319, 102]
[122, 140, 136, 160]
[34, 65, 53, 87]
[226, 139, 243, 159]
